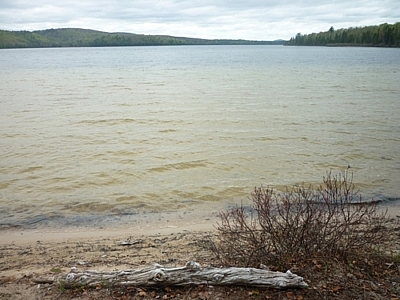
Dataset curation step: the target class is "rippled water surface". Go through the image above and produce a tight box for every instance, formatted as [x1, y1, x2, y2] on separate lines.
[1, 45, 400, 227]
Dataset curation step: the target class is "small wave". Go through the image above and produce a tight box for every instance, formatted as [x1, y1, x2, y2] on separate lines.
[6, 212, 139, 229]
[257, 136, 276, 141]
[76, 118, 137, 126]
[374, 195, 400, 205]
[116, 195, 138, 202]
[0, 182, 11, 189]
[171, 190, 197, 199]
[197, 194, 221, 201]
[17, 166, 43, 174]
[331, 130, 354, 135]
[62, 202, 116, 213]
[148, 160, 209, 173]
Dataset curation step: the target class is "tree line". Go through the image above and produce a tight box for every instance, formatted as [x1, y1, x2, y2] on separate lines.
[286, 22, 400, 47]
[0, 28, 284, 49]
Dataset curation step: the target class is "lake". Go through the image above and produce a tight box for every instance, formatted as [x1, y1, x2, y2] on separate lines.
[1, 45, 399, 228]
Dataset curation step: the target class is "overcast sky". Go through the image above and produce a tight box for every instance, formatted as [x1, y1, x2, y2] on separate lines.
[1, 0, 399, 40]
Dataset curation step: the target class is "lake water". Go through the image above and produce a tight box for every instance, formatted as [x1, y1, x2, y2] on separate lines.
[1, 45, 400, 229]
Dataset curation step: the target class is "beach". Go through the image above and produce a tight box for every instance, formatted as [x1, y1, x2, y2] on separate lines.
[1, 206, 400, 299]
[0, 213, 219, 299]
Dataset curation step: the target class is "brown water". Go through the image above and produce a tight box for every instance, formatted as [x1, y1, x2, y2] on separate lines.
[1, 46, 400, 228]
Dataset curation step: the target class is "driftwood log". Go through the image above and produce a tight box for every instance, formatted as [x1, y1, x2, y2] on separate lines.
[62, 261, 308, 289]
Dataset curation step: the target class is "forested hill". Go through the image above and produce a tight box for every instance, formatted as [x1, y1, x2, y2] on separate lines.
[0, 28, 285, 49]
[286, 23, 400, 47]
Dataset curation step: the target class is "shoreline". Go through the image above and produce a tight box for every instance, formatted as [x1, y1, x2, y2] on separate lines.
[0, 209, 219, 246]
[1, 199, 399, 246]
[0, 218, 216, 246]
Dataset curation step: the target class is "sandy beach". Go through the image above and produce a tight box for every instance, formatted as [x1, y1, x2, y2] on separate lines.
[1, 205, 400, 300]
[0, 211, 224, 299]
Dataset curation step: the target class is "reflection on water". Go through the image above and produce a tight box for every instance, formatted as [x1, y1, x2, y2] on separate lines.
[1, 46, 400, 228]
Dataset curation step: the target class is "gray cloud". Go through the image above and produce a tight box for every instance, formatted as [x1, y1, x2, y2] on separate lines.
[0, 0, 399, 40]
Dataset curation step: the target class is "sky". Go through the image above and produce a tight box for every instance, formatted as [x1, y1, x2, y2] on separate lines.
[1, 0, 399, 41]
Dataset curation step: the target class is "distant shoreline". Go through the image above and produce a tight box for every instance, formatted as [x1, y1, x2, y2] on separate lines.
[285, 22, 400, 47]
[0, 28, 286, 49]
[285, 43, 400, 48]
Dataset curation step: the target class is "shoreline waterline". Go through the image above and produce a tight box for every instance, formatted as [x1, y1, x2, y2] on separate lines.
[0, 208, 219, 246]
[1, 195, 399, 246]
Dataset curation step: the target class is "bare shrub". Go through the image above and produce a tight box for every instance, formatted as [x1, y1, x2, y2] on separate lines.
[211, 170, 391, 269]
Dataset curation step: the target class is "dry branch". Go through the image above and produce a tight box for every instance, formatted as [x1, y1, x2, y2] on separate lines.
[211, 170, 391, 268]
[62, 261, 308, 289]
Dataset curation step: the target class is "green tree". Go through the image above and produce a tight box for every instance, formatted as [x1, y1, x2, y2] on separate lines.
[285, 22, 400, 47]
